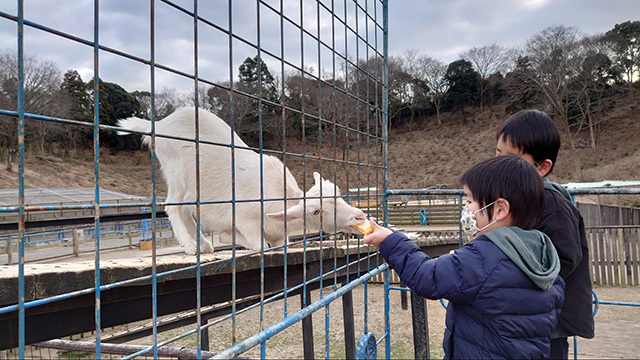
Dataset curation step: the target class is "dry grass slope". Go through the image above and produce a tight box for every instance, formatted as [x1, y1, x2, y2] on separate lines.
[0, 97, 638, 197]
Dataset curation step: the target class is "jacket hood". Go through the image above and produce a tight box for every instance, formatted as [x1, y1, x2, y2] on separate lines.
[485, 227, 560, 290]
[543, 177, 571, 201]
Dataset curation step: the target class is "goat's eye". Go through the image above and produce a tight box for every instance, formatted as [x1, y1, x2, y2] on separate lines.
[313, 210, 321, 216]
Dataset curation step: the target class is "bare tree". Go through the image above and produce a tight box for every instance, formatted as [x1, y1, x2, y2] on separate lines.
[401, 50, 431, 129]
[502, 54, 541, 112]
[460, 44, 509, 110]
[133, 87, 181, 120]
[418, 55, 448, 125]
[515, 25, 584, 177]
[385, 55, 412, 126]
[572, 34, 619, 149]
[0, 50, 63, 170]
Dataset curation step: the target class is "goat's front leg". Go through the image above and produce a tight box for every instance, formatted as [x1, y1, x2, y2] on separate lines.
[236, 222, 267, 252]
[170, 205, 214, 254]
[182, 208, 214, 253]
[166, 205, 198, 255]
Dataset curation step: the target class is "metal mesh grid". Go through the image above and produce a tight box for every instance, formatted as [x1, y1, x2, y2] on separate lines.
[0, 0, 390, 358]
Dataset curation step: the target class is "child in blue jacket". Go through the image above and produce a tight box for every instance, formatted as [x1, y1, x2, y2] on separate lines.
[364, 155, 565, 359]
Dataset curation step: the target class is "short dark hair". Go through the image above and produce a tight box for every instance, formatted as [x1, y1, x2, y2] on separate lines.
[497, 109, 560, 174]
[460, 155, 545, 229]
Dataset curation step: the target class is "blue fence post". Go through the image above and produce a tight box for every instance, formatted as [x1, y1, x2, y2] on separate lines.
[16, 1, 26, 357]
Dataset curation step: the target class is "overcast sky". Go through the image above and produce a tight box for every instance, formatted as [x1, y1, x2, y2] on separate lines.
[0, 0, 638, 93]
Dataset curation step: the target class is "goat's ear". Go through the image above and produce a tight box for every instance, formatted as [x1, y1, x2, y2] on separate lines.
[266, 211, 298, 222]
[313, 172, 322, 184]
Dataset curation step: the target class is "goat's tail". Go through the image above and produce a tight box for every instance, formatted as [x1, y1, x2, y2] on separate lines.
[117, 117, 152, 148]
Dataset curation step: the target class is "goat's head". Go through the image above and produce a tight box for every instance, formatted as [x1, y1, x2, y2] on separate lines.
[266, 172, 366, 235]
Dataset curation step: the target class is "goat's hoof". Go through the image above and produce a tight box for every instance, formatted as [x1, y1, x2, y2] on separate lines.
[202, 241, 215, 253]
[183, 243, 198, 255]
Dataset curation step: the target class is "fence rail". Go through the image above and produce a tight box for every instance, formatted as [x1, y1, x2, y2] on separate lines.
[0, 220, 174, 265]
[386, 203, 460, 226]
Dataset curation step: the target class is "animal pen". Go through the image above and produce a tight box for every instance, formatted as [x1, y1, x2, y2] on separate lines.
[1, 1, 640, 360]
[0, 0, 398, 359]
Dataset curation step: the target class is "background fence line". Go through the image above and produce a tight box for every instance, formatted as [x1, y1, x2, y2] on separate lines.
[587, 226, 640, 286]
[578, 203, 640, 227]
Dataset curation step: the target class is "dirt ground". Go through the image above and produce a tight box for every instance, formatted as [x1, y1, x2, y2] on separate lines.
[5, 281, 639, 359]
[118, 283, 640, 359]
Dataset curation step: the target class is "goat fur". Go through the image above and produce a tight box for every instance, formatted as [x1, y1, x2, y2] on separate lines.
[118, 107, 365, 254]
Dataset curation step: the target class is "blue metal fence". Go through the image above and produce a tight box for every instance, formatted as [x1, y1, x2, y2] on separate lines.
[5, 1, 637, 358]
[0, 1, 390, 359]
[0, 220, 170, 248]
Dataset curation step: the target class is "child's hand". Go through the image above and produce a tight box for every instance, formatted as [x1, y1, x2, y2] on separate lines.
[363, 219, 393, 247]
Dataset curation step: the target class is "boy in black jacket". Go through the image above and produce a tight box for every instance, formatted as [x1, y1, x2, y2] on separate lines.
[496, 110, 595, 359]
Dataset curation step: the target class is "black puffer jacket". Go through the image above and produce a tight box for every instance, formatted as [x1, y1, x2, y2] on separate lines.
[535, 184, 595, 338]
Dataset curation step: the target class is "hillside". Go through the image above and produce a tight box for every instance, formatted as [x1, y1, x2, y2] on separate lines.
[388, 96, 640, 189]
[0, 97, 638, 200]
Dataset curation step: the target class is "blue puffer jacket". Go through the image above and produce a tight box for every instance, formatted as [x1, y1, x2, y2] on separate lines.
[379, 230, 565, 359]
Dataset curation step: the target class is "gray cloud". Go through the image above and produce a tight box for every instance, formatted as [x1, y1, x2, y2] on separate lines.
[1, 0, 638, 93]
[388, 0, 640, 62]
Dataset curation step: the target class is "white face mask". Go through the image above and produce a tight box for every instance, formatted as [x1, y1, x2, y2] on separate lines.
[460, 201, 497, 238]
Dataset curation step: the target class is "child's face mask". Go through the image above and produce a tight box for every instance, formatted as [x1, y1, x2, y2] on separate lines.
[460, 201, 497, 238]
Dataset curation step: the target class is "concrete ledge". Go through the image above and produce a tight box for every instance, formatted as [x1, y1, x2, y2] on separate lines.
[0, 235, 459, 306]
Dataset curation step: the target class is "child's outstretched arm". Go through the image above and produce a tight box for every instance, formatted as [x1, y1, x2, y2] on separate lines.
[366, 221, 486, 303]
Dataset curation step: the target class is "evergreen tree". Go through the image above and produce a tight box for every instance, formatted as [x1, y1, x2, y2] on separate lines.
[59, 70, 92, 151]
[87, 78, 143, 150]
[443, 59, 480, 122]
[61, 70, 92, 122]
[238, 56, 278, 101]
[605, 20, 640, 83]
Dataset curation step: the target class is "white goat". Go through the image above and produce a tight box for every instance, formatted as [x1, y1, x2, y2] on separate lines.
[118, 107, 366, 254]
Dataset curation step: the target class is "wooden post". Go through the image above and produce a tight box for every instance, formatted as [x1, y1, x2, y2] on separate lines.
[411, 291, 430, 360]
[591, 228, 601, 285]
[633, 228, 640, 286]
[598, 229, 606, 285]
[612, 229, 620, 285]
[623, 228, 632, 285]
[5, 237, 11, 265]
[341, 286, 355, 359]
[301, 289, 315, 359]
[72, 228, 80, 257]
[605, 229, 614, 285]
[201, 319, 210, 351]
[127, 224, 133, 250]
[400, 281, 408, 310]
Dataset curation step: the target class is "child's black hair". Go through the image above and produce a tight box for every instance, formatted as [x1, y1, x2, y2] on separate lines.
[460, 155, 545, 229]
[497, 109, 560, 174]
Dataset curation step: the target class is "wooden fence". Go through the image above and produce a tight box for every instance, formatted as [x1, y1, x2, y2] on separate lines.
[370, 225, 640, 286]
[368, 201, 640, 286]
[577, 202, 640, 227]
[377, 201, 640, 228]
[587, 226, 640, 286]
